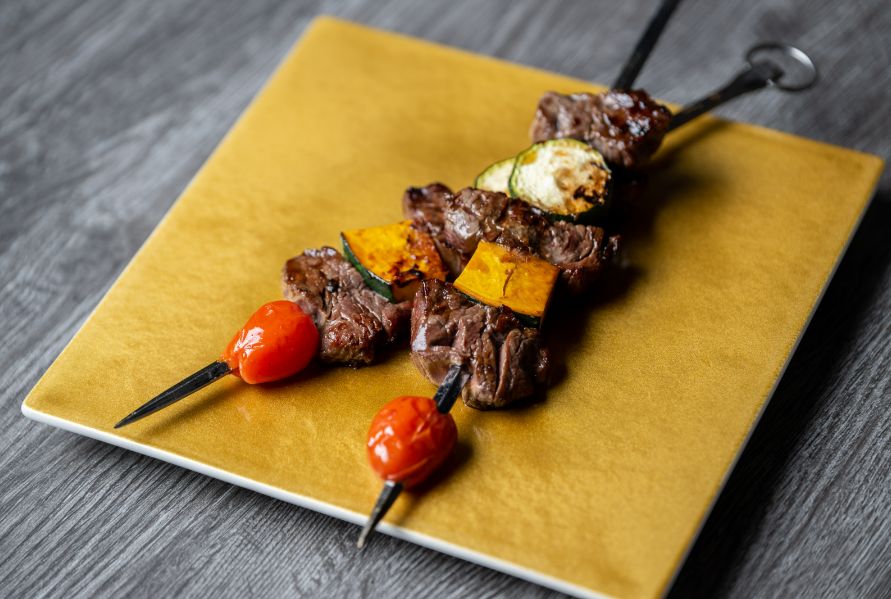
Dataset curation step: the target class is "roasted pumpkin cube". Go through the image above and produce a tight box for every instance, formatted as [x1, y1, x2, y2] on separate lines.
[454, 241, 559, 326]
[341, 220, 448, 302]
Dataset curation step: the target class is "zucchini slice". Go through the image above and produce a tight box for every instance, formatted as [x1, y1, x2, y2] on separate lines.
[342, 221, 448, 303]
[508, 139, 611, 222]
[474, 157, 515, 195]
[453, 240, 559, 328]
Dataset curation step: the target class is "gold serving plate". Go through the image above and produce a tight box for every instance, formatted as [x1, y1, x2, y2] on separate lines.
[22, 17, 883, 599]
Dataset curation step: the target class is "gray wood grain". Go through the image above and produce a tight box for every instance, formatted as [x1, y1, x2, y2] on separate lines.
[1, 0, 888, 597]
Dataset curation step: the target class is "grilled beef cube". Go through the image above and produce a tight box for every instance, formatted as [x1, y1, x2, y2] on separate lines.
[410, 279, 549, 409]
[282, 247, 411, 365]
[529, 89, 672, 169]
[403, 184, 619, 294]
[402, 183, 451, 234]
[538, 221, 621, 295]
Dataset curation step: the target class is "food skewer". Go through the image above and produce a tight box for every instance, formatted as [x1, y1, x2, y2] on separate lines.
[115, 0, 678, 432]
[113, 0, 816, 552]
[115, 221, 449, 428]
[355, 41, 817, 545]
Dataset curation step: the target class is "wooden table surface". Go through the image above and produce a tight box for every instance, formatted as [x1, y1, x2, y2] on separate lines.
[2, 1, 889, 597]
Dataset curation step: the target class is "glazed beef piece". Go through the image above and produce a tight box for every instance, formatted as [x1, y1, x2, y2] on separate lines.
[404, 184, 620, 294]
[410, 279, 549, 409]
[539, 221, 621, 294]
[529, 89, 672, 169]
[282, 247, 411, 365]
[402, 183, 452, 233]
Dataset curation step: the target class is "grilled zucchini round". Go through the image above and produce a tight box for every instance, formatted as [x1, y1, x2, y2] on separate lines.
[508, 139, 611, 222]
[473, 157, 515, 195]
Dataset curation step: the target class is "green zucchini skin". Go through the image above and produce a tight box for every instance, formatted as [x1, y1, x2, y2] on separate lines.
[341, 234, 396, 302]
[474, 157, 515, 195]
[508, 139, 612, 224]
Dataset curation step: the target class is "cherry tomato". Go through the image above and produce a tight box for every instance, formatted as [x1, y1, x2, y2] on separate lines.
[221, 300, 318, 384]
[366, 395, 457, 487]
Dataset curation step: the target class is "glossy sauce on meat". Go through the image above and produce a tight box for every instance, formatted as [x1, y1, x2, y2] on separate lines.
[403, 184, 619, 294]
[282, 247, 411, 365]
[410, 279, 549, 409]
[529, 89, 672, 169]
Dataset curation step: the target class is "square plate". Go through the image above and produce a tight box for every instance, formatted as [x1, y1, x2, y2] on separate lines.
[22, 17, 883, 599]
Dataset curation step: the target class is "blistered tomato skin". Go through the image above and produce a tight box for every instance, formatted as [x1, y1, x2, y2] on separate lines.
[366, 395, 458, 487]
[222, 300, 319, 384]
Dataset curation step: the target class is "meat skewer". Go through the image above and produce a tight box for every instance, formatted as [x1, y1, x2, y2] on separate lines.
[402, 44, 818, 406]
[114, 0, 679, 431]
[356, 41, 818, 547]
[115, 44, 816, 430]
[116, 223, 447, 427]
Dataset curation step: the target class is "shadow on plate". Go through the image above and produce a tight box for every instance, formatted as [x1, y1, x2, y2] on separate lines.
[667, 187, 891, 598]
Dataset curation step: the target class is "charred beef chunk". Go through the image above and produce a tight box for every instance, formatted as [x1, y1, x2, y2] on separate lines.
[539, 221, 621, 295]
[410, 279, 549, 409]
[529, 89, 672, 169]
[282, 247, 411, 365]
[402, 183, 452, 234]
[404, 185, 619, 294]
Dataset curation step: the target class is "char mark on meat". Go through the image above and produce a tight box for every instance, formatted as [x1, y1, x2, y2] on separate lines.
[405, 185, 619, 294]
[410, 279, 549, 409]
[402, 183, 452, 233]
[529, 89, 672, 170]
[282, 247, 411, 365]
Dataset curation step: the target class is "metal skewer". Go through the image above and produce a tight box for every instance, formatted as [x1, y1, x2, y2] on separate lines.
[114, 361, 231, 428]
[356, 363, 468, 549]
[669, 43, 818, 132]
[613, 0, 685, 90]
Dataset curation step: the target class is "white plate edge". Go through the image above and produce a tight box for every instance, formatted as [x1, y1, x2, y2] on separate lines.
[21, 402, 612, 599]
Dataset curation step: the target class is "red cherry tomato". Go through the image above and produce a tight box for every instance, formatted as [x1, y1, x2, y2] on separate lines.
[221, 300, 318, 384]
[366, 395, 457, 488]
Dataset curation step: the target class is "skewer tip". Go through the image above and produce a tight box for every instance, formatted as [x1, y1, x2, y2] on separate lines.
[356, 529, 370, 550]
[112, 361, 230, 430]
[113, 414, 139, 429]
[356, 480, 403, 550]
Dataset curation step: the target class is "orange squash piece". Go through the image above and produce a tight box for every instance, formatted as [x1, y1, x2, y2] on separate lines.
[454, 241, 559, 326]
[342, 221, 448, 302]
